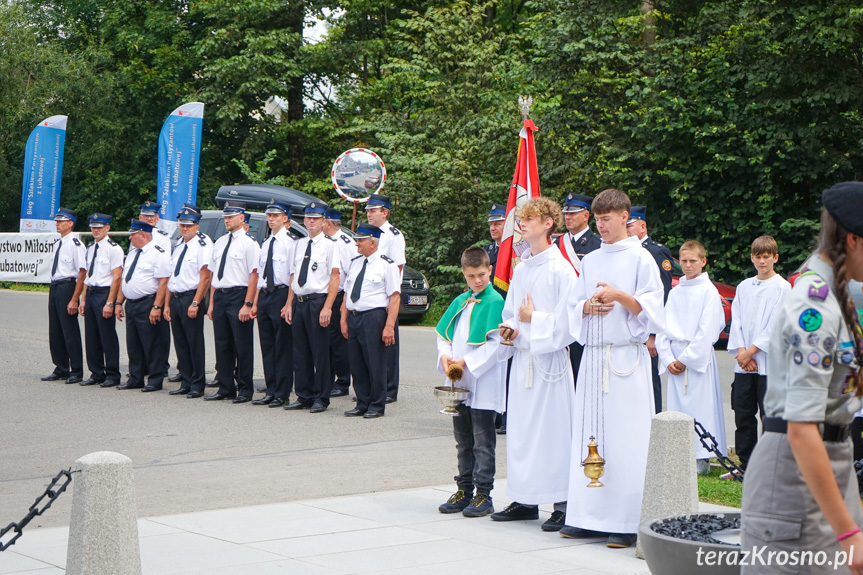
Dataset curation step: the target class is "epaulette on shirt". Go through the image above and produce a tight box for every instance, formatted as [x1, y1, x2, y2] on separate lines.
[196, 231, 207, 240]
[340, 234, 351, 243]
[325, 235, 337, 242]
[157, 229, 168, 236]
[389, 226, 401, 236]
[198, 238, 207, 247]
[799, 270, 831, 301]
[108, 239, 118, 247]
[246, 232, 254, 239]
[72, 237, 82, 246]
[351, 255, 363, 261]
[381, 255, 394, 264]
[154, 245, 165, 253]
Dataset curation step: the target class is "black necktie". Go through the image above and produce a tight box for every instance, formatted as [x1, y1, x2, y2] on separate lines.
[264, 237, 275, 292]
[88, 243, 99, 278]
[217, 233, 233, 280]
[174, 244, 187, 277]
[570, 236, 578, 254]
[52, 240, 61, 276]
[125, 249, 141, 282]
[350, 258, 368, 303]
[297, 239, 312, 287]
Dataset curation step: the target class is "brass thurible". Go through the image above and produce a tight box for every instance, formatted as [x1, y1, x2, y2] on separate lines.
[582, 436, 606, 488]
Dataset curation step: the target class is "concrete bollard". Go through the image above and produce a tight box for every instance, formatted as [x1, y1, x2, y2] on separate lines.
[635, 411, 699, 560]
[66, 452, 141, 575]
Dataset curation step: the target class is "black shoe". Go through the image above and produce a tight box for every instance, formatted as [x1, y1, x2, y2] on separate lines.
[204, 393, 233, 401]
[330, 388, 349, 397]
[186, 391, 203, 399]
[65, 376, 82, 384]
[541, 510, 566, 532]
[41, 373, 66, 381]
[283, 400, 311, 410]
[490, 502, 539, 522]
[310, 400, 327, 413]
[385, 396, 396, 404]
[463, 494, 494, 518]
[495, 425, 507, 435]
[99, 380, 120, 388]
[344, 408, 367, 417]
[205, 381, 218, 388]
[79, 378, 103, 387]
[142, 385, 162, 392]
[169, 388, 190, 396]
[439, 489, 473, 514]
[232, 396, 252, 404]
[606, 533, 637, 548]
[560, 525, 606, 539]
[268, 398, 286, 408]
[117, 383, 144, 390]
[363, 411, 384, 419]
[168, 374, 183, 383]
[252, 395, 274, 405]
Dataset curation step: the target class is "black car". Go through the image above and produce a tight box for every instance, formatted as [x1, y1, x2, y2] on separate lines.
[214, 184, 327, 218]
[177, 210, 430, 321]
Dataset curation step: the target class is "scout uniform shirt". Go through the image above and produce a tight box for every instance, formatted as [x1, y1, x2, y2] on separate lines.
[256, 227, 295, 290]
[168, 232, 214, 294]
[52, 233, 86, 281]
[84, 237, 125, 288]
[343, 252, 400, 312]
[121, 240, 171, 300]
[290, 233, 338, 296]
[764, 255, 861, 426]
[211, 228, 260, 289]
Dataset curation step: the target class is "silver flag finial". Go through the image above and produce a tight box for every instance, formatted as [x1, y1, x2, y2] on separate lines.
[518, 95, 533, 120]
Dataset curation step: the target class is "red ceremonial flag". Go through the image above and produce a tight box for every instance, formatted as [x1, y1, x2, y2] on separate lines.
[493, 118, 541, 293]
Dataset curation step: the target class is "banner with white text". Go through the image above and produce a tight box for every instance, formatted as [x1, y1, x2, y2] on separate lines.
[0, 233, 63, 283]
[157, 102, 204, 234]
[19, 116, 67, 233]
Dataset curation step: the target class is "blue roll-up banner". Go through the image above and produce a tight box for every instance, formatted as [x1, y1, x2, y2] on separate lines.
[157, 102, 205, 233]
[19, 115, 68, 233]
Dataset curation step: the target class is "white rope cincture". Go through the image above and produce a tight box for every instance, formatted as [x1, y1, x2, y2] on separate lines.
[525, 351, 569, 388]
[587, 343, 641, 393]
[673, 340, 691, 394]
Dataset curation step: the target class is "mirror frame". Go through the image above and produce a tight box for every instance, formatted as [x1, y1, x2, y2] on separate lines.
[331, 148, 387, 203]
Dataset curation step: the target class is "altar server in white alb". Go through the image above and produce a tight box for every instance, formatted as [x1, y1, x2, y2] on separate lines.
[493, 197, 578, 533]
[562, 188, 664, 549]
[656, 240, 727, 475]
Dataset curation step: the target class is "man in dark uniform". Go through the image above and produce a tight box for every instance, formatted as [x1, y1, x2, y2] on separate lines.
[556, 193, 602, 392]
[115, 219, 171, 392]
[340, 223, 401, 418]
[627, 205, 673, 413]
[484, 203, 506, 298]
[79, 214, 125, 387]
[323, 208, 355, 398]
[42, 207, 86, 384]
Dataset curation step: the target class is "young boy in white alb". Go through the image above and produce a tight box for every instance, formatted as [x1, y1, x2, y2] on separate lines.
[727, 235, 790, 475]
[656, 240, 727, 475]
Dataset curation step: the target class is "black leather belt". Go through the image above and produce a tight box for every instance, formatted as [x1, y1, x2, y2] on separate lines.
[125, 294, 156, 304]
[349, 308, 384, 316]
[216, 286, 246, 294]
[87, 286, 110, 292]
[295, 293, 326, 303]
[51, 278, 76, 285]
[261, 285, 288, 294]
[764, 417, 851, 442]
[172, 290, 196, 299]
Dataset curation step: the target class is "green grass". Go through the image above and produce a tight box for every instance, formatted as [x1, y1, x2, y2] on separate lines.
[0, 282, 49, 293]
[698, 463, 743, 508]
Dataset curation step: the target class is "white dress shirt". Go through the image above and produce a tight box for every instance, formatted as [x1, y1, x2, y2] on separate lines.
[211, 229, 261, 290]
[327, 230, 357, 291]
[290, 232, 338, 296]
[377, 222, 406, 267]
[168, 233, 214, 293]
[257, 227, 296, 290]
[121, 240, 171, 300]
[84, 237, 125, 288]
[51, 233, 86, 281]
[344, 251, 401, 312]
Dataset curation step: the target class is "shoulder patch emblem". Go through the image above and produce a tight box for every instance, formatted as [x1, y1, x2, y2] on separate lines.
[72, 237, 81, 246]
[154, 245, 165, 253]
[157, 229, 168, 236]
[841, 350, 855, 364]
[381, 255, 394, 264]
[807, 278, 829, 301]
[390, 227, 401, 236]
[822, 355, 833, 369]
[661, 259, 672, 271]
[341, 234, 351, 243]
[793, 351, 803, 365]
[823, 337, 835, 352]
[799, 308, 823, 332]
[198, 238, 207, 247]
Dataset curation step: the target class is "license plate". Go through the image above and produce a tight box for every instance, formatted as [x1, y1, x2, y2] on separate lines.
[408, 295, 427, 305]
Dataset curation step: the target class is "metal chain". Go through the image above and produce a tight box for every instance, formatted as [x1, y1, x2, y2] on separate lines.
[0, 469, 78, 552]
[693, 419, 744, 482]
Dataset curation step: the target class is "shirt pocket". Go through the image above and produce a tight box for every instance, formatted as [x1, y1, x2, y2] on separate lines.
[366, 271, 385, 287]
[229, 250, 244, 260]
[742, 513, 802, 543]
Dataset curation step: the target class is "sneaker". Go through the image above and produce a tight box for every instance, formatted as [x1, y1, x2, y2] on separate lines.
[719, 469, 744, 481]
[462, 494, 494, 517]
[560, 525, 606, 539]
[606, 533, 637, 548]
[541, 510, 566, 531]
[696, 459, 711, 476]
[439, 490, 473, 514]
[490, 502, 539, 522]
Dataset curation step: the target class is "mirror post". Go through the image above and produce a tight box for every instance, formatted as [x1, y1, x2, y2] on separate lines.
[351, 203, 358, 232]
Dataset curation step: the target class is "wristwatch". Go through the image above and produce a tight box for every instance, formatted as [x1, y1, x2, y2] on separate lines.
[191, 301, 199, 307]
[244, 301, 253, 308]
[152, 305, 162, 310]
[106, 302, 115, 307]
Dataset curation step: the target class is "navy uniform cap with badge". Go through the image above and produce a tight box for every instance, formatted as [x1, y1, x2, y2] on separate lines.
[561, 193, 602, 256]
[485, 203, 506, 296]
[138, 200, 172, 251]
[629, 206, 673, 302]
[84, 213, 123, 288]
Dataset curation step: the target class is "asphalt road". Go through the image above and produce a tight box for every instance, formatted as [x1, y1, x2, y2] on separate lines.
[0, 290, 738, 531]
